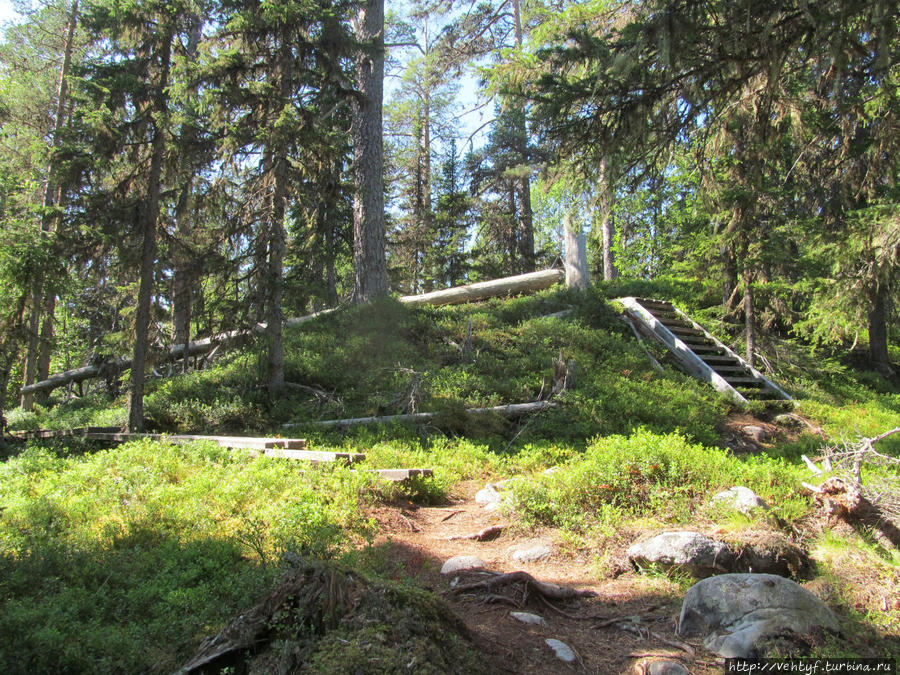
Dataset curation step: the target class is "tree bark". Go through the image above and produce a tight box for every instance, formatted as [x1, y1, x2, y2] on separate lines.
[265, 39, 291, 398]
[20, 0, 79, 410]
[172, 13, 202, 374]
[743, 271, 756, 368]
[128, 31, 172, 432]
[721, 241, 738, 317]
[867, 285, 894, 376]
[512, 0, 535, 273]
[351, 0, 388, 303]
[563, 213, 589, 290]
[599, 158, 617, 281]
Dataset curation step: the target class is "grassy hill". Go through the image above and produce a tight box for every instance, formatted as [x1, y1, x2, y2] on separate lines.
[1, 283, 898, 671]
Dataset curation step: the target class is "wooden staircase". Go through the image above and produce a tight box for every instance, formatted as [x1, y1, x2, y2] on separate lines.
[617, 297, 792, 406]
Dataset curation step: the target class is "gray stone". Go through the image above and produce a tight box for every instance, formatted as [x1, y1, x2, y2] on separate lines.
[511, 544, 552, 563]
[774, 414, 803, 429]
[712, 486, 769, 514]
[677, 573, 840, 658]
[646, 660, 689, 675]
[475, 484, 502, 504]
[742, 425, 768, 443]
[627, 531, 734, 578]
[544, 638, 576, 663]
[510, 611, 547, 627]
[440, 556, 486, 575]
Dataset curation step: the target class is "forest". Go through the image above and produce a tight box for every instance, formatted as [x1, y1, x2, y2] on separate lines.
[0, 0, 895, 422]
[0, 0, 898, 671]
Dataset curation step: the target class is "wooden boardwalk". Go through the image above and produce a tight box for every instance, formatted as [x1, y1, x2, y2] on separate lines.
[8, 427, 430, 481]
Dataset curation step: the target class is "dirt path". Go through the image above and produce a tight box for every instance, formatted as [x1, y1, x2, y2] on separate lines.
[373, 482, 722, 674]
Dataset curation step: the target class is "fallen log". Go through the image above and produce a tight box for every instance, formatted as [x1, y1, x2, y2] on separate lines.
[22, 269, 564, 397]
[291, 401, 554, 429]
[398, 268, 564, 308]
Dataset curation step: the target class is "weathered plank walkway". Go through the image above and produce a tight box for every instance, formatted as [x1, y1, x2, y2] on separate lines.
[8, 427, 430, 480]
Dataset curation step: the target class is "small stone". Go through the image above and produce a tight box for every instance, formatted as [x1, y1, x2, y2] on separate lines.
[543, 466, 560, 475]
[511, 544, 552, 563]
[510, 611, 547, 627]
[646, 660, 689, 675]
[475, 484, 502, 504]
[711, 486, 769, 515]
[440, 556, 486, 575]
[742, 425, 767, 443]
[545, 638, 576, 663]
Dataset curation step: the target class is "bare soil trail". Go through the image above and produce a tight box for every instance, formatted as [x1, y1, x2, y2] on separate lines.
[372, 481, 723, 674]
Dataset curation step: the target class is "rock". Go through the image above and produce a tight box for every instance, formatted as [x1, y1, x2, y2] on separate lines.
[742, 425, 768, 443]
[774, 413, 803, 429]
[644, 660, 689, 675]
[475, 484, 502, 504]
[545, 638, 576, 663]
[440, 556, 486, 575]
[677, 573, 840, 658]
[711, 486, 769, 514]
[510, 611, 547, 627]
[511, 544, 552, 563]
[729, 531, 811, 578]
[543, 466, 560, 475]
[627, 531, 734, 578]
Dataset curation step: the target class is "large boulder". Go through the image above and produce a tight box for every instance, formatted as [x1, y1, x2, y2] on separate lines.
[627, 531, 734, 578]
[677, 573, 840, 658]
[628, 530, 810, 579]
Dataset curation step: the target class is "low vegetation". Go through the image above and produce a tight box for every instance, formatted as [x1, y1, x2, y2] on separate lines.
[2, 286, 898, 669]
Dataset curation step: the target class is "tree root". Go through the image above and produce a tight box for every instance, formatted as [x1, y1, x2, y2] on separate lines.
[449, 570, 597, 602]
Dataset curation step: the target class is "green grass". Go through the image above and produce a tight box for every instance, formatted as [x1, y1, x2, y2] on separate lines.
[3, 283, 898, 668]
[0, 440, 388, 673]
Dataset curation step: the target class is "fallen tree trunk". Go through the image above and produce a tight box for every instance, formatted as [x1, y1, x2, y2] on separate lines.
[398, 268, 564, 308]
[20, 311, 336, 396]
[22, 268, 564, 397]
[291, 401, 554, 429]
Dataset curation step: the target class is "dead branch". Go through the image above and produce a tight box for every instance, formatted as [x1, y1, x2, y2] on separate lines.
[449, 525, 503, 542]
[440, 509, 464, 522]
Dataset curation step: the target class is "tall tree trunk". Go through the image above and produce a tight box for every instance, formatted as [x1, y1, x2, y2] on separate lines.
[265, 40, 291, 398]
[868, 285, 894, 376]
[599, 158, 617, 281]
[128, 32, 172, 433]
[512, 0, 535, 273]
[721, 241, 738, 318]
[172, 13, 202, 374]
[351, 0, 388, 303]
[21, 0, 79, 410]
[3, 291, 29, 412]
[743, 271, 756, 368]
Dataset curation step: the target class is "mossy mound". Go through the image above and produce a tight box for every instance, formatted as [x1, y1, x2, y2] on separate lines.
[181, 556, 487, 674]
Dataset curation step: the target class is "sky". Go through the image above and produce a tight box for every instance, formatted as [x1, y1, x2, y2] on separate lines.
[0, 1, 19, 25]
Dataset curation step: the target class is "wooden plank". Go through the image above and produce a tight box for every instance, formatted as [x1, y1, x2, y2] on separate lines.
[356, 468, 434, 482]
[304, 401, 553, 430]
[262, 448, 366, 463]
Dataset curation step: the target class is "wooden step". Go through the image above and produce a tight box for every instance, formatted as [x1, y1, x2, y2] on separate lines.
[711, 365, 751, 373]
[658, 319, 694, 329]
[353, 468, 434, 482]
[666, 326, 706, 338]
[689, 344, 726, 353]
[699, 355, 741, 364]
[724, 377, 764, 386]
[262, 448, 366, 463]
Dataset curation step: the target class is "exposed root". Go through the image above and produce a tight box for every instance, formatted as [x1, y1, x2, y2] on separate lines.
[449, 525, 503, 542]
[449, 570, 597, 608]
